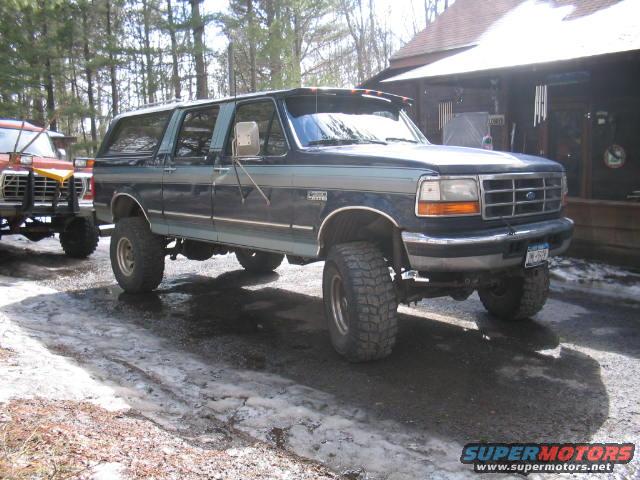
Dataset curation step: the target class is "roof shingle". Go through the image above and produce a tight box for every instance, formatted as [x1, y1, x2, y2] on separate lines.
[391, 0, 625, 62]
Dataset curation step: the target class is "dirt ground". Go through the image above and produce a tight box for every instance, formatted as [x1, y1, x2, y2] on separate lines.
[0, 236, 639, 479]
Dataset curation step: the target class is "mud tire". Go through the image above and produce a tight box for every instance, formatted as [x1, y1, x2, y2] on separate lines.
[235, 249, 284, 273]
[322, 241, 398, 362]
[110, 217, 165, 293]
[478, 264, 550, 321]
[60, 217, 99, 258]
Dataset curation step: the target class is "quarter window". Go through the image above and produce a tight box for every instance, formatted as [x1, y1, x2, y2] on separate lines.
[174, 107, 219, 165]
[104, 111, 171, 155]
[227, 100, 287, 156]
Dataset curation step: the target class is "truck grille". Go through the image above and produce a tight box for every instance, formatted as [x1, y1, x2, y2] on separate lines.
[1, 174, 85, 202]
[480, 173, 563, 220]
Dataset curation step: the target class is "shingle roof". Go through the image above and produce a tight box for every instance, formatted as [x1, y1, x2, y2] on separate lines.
[385, 0, 639, 82]
[391, 0, 625, 62]
[391, 0, 524, 60]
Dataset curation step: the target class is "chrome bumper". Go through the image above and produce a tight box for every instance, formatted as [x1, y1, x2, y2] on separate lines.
[402, 217, 574, 272]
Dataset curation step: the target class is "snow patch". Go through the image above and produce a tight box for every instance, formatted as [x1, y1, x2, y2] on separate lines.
[550, 257, 640, 303]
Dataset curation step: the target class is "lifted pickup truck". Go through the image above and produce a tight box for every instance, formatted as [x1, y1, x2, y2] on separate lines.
[94, 88, 573, 361]
[0, 119, 98, 257]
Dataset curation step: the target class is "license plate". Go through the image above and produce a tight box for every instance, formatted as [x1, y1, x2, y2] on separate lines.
[525, 242, 549, 268]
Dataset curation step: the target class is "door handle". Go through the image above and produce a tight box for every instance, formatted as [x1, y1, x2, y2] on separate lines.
[213, 166, 229, 172]
[164, 167, 176, 173]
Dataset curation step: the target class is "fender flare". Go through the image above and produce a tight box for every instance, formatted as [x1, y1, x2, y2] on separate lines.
[110, 191, 150, 223]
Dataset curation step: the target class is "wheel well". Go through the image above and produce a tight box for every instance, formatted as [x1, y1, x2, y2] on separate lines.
[319, 209, 399, 259]
[112, 195, 146, 223]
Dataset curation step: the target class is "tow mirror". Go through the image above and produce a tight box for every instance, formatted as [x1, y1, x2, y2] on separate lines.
[234, 121, 260, 157]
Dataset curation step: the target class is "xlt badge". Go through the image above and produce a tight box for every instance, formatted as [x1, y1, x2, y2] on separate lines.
[307, 190, 327, 201]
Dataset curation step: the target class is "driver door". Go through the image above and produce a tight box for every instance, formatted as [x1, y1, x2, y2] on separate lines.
[213, 98, 295, 253]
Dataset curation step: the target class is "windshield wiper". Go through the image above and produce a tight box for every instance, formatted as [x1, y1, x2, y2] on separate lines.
[385, 137, 419, 143]
[307, 138, 387, 146]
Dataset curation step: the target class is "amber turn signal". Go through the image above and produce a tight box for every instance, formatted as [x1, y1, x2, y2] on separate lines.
[417, 201, 480, 216]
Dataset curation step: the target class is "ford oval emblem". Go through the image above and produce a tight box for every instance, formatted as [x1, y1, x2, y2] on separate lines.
[526, 191, 536, 201]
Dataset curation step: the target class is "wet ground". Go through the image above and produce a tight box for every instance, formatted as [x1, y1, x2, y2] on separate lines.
[1, 236, 639, 479]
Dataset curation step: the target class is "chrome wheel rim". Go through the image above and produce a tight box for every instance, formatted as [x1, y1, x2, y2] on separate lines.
[116, 237, 135, 276]
[330, 273, 349, 335]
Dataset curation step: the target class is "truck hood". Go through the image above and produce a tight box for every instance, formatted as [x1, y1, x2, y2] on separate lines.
[306, 143, 563, 174]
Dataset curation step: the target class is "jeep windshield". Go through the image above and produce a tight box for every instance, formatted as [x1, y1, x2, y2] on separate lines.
[0, 127, 56, 157]
[284, 95, 427, 147]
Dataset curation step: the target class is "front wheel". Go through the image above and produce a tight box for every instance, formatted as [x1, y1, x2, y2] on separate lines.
[60, 217, 99, 258]
[478, 264, 550, 321]
[110, 217, 165, 293]
[235, 249, 284, 273]
[322, 241, 398, 362]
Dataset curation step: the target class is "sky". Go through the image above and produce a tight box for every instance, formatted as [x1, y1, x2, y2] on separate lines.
[201, 0, 441, 56]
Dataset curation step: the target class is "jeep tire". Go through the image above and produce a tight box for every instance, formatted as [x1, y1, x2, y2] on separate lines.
[235, 249, 284, 273]
[478, 264, 550, 321]
[322, 241, 398, 362]
[110, 217, 165, 293]
[60, 217, 99, 258]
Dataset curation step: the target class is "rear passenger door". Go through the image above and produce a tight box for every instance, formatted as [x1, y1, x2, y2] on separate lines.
[97, 111, 171, 233]
[162, 105, 220, 239]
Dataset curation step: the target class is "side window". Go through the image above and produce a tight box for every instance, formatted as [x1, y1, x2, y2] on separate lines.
[174, 106, 219, 165]
[104, 112, 170, 155]
[227, 100, 288, 157]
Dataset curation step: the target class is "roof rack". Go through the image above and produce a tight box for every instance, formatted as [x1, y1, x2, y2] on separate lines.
[122, 97, 182, 113]
[282, 87, 414, 106]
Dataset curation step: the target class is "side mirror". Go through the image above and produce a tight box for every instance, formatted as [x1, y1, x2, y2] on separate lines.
[57, 148, 67, 161]
[234, 121, 260, 157]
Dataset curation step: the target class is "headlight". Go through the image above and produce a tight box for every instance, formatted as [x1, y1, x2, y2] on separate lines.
[416, 177, 480, 216]
[74, 158, 94, 168]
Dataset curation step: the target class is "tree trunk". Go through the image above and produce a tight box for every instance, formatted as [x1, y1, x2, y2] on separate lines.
[41, 3, 57, 131]
[142, 0, 156, 104]
[247, 0, 257, 92]
[106, 0, 119, 116]
[189, 0, 207, 99]
[81, 6, 97, 151]
[166, 0, 181, 100]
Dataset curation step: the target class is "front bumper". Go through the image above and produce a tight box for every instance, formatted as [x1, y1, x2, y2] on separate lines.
[402, 217, 574, 272]
[0, 169, 93, 218]
[0, 200, 94, 218]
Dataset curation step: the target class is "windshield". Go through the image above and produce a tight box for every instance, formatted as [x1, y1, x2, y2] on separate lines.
[0, 127, 57, 157]
[284, 95, 427, 147]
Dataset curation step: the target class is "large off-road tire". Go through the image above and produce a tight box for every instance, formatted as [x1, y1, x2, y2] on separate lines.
[322, 241, 398, 362]
[478, 264, 550, 321]
[235, 249, 284, 273]
[110, 217, 165, 293]
[60, 217, 99, 258]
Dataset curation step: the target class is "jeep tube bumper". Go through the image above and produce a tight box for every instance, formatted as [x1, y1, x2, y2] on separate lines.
[401, 217, 574, 272]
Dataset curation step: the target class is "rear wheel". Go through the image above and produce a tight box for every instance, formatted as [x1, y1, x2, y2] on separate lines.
[322, 241, 397, 362]
[60, 217, 99, 258]
[110, 217, 165, 293]
[478, 264, 550, 321]
[235, 249, 284, 273]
